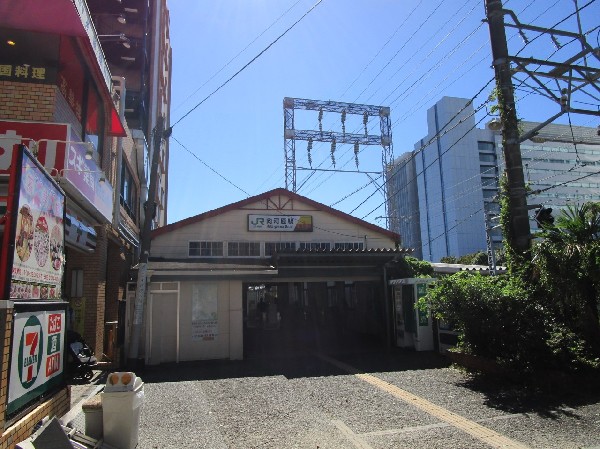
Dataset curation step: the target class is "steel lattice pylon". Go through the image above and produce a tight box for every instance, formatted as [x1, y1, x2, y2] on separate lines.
[283, 97, 394, 222]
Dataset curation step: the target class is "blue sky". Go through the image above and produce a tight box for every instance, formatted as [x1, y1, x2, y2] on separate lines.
[166, 0, 599, 227]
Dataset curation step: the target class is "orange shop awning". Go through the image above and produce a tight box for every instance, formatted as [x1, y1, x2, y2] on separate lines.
[0, 0, 127, 137]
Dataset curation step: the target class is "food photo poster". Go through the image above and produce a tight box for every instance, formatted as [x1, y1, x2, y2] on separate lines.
[10, 149, 65, 300]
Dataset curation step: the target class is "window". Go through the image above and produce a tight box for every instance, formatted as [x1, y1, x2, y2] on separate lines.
[83, 83, 104, 156]
[120, 163, 138, 221]
[228, 242, 260, 257]
[299, 242, 331, 250]
[189, 241, 223, 257]
[478, 141, 495, 153]
[71, 269, 83, 297]
[481, 178, 498, 189]
[479, 153, 496, 163]
[265, 242, 296, 256]
[334, 242, 364, 250]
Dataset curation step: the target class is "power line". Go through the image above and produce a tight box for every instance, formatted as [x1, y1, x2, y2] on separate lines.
[171, 135, 251, 197]
[171, 0, 325, 130]
[172, 0, 306, 114]
[338, 0, 425, 99]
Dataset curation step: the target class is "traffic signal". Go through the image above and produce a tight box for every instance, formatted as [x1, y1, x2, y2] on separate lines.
[534, 207, 554, 227]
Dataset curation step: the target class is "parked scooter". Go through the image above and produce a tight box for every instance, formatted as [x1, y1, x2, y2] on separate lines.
[66, 330, 97, 381]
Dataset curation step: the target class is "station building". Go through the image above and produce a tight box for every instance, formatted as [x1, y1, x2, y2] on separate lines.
[130, 188, 412, 365]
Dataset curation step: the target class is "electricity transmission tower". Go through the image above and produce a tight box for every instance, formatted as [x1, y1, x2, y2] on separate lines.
[283, 97, 394, 220]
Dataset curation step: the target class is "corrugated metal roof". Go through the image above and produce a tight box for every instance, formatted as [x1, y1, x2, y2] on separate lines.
[430, 263, 507, 274]
[276, 247, 413, 255]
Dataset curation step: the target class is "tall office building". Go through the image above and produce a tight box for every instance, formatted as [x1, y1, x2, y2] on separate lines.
[387, 96, 600, 262]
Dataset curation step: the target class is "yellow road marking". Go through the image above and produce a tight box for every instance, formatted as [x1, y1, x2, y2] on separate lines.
[320, 355, 530, 449]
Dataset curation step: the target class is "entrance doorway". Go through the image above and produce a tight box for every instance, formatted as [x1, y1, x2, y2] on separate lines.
[242, 281, 385, 358]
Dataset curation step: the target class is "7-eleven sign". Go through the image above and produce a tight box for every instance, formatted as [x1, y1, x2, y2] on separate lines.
[8, 309, 64, 415]
[18, 316, 43, 389]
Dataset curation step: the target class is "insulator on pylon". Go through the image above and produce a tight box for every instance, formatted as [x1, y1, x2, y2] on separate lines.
[307, 139, 313, 167]
[341, 110, 346, 134]
[354, 142, 359, 168]
[331, 139, 336, 166]
[318, 108, 323, 133]
[363, 112, 368, 136]
[560, 88, 568, 107]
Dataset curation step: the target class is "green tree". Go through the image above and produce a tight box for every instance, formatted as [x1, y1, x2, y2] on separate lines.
[533, 203, 600, 358]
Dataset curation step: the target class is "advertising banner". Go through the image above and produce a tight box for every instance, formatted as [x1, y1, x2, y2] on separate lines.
[248, 214, 313, 232]
[191, 283, 218, 341]
[65, 141, 113, 222]
[7, 307, 66, 415]
[0, 121, 113, 224]
[10, 149, 65, 300]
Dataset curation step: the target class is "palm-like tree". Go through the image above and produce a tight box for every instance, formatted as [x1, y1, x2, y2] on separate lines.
[534, 202, 600, 354]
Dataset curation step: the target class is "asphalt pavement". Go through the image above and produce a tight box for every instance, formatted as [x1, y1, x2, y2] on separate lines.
[127, 350, 600, 449]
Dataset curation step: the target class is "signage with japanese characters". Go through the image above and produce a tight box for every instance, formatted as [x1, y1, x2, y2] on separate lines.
[0, 63, 56, 84]
[248, 214, 313, 232]
[0, 120, 113, 223]
[10, 149, 65, 300]
[7, 308, 66, 415]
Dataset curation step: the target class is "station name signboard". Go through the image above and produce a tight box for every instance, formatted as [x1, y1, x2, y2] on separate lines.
[248, 214, 313, 232]
[7, 307, 66, 415]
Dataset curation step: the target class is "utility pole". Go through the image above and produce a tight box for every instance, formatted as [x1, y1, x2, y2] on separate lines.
[127, 115, 168, 367]
[485, 0, 531, 255]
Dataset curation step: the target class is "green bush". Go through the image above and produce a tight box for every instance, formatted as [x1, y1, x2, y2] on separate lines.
[425, 271, 549, 371]
[426, 201, 600, 375]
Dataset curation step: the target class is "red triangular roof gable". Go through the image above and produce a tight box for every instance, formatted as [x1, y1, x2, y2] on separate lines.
[152, 188, 400, 242]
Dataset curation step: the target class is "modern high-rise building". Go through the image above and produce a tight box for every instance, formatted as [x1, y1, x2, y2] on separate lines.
[387, 96, 600, 262]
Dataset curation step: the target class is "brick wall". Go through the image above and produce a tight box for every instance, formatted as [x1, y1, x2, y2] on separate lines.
[106, 239, 130, 323]
[0, 308, 12, 425]
[0, 308, 70, 449]
[0, 388, 70, 449]
[67, 226, 109, 356]
[0, 82, 55, 122]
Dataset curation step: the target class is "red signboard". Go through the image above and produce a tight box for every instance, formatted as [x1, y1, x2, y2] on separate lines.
[0, 120, 69, 175]
[0, 120, 113, 222]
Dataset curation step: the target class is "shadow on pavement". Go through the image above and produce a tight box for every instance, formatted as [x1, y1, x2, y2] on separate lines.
[139, 349, 450, 384]
[455, 371, 600, 416]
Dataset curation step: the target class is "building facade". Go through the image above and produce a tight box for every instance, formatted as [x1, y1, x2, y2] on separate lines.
[0, 0, 170, 444]
[387, 96, 600, 262]
[129, 188, 408, 365]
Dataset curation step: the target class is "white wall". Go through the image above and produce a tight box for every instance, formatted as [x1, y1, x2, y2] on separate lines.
[152, 194, 396, 259]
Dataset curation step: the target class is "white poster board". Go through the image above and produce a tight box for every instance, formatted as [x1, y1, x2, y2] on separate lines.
[191, 283, 218, 341]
